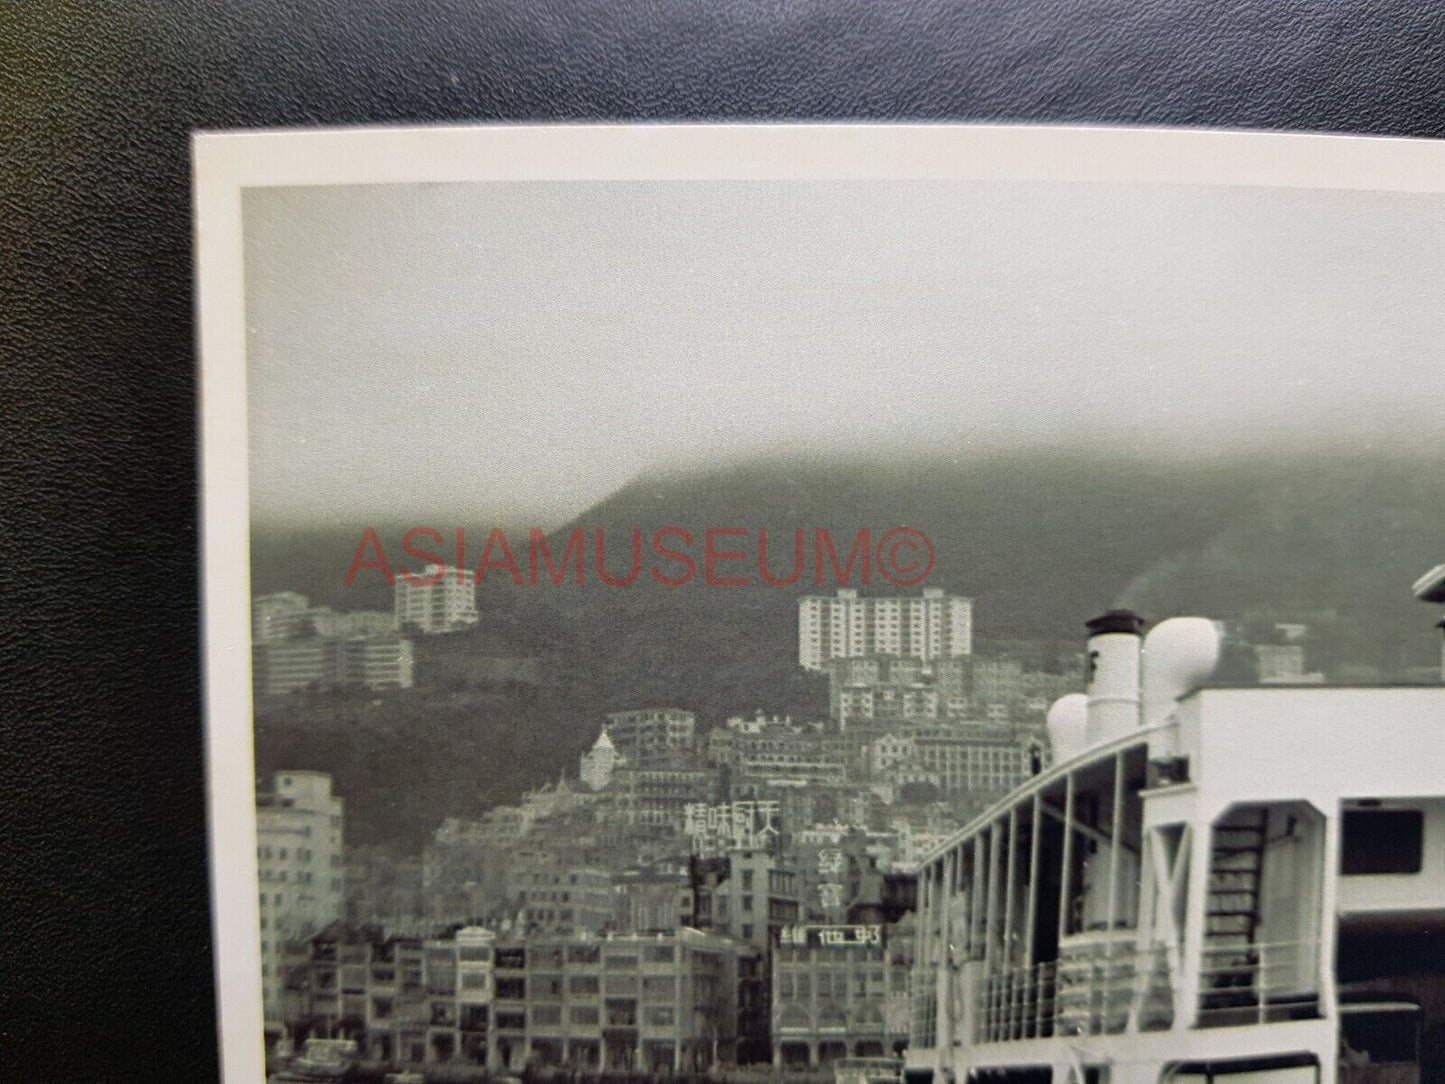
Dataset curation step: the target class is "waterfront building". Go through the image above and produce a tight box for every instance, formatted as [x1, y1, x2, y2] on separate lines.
[258, 771, 345, 1035]
[487, 928, 759, 1073]
[907, 607, 1445, 1084]
[772, 919, 916, 1067]
[394, 563, 479, 635]
[799, 587, 974, 672]
[278, 922, 495, 1066]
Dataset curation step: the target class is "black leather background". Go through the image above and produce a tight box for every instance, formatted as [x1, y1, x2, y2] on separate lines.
[3, 1, 1444, 1079]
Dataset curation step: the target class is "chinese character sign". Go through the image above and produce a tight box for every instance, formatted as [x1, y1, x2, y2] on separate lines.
[777, 925, 883, 948]
[683, 800, 780, 854]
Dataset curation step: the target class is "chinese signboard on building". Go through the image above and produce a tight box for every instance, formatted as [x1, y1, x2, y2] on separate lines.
[683, 800, 781, 854]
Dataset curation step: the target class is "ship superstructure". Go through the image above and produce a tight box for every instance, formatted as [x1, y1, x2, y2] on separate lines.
[906, 605, 1445, 1084]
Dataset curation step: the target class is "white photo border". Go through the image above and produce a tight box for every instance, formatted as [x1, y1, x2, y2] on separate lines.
[194, 122, 1445, 1083]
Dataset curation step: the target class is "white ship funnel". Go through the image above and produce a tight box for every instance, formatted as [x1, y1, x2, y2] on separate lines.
[1141, 616, 1222, 725]
[1046, 693, 1089, 764]
[1084, 609, 1145, 746]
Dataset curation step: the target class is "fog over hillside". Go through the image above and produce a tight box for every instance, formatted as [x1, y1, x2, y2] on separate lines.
[252, 444, 1444, 845]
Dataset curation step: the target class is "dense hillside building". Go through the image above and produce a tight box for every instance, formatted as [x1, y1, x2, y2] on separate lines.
[603, 708, 698, 765]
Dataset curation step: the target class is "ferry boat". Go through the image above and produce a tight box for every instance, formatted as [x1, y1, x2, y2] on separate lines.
[905, 599, 1445, 1084]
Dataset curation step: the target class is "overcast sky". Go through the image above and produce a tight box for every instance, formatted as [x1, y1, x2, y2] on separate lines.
[244, 179, 1444, 527]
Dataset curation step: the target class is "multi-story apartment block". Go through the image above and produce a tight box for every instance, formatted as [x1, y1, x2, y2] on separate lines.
[603, 708, 697, 765]
[827, 655, 936, 727]
[706, 714, 818, 769]
[254, 634, 414, 695]
[735, 749, 849, 788]
[394, 563, 479, 635]
[258, 771, 345, 1033]
[864, 724, 1040, 798]
[344, 844, 427, 934]
[829, 652, 1079, 727]
[798, 587, 973, 671]
[614, 864, 696, 933]
[487, 929, 759, 1073]
[253, 591, 312, 643]
[507, 853, 616, 936]
[693, 848, 803, 953]
[253, 591, 395, 644]
[422, 818, 519, 927]
[608, 758, 721, 832]
[318, 609, 397, 639]
[771, 919, 915, 1067]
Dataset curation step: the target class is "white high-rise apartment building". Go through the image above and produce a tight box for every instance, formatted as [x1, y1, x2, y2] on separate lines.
[797, 586, 973, 671]
[257, 771, 344, 1029]
[394, 564, 479, 634]
[253, 591, 310, 644]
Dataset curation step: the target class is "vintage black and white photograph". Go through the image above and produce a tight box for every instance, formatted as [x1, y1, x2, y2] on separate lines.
[196, 125, 1445, 1084]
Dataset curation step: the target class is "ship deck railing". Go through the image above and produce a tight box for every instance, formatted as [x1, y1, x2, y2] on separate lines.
[1196, 939, 1321, 1028]
[974, 939, 1319, 1042]
[976, 943, 1173, 1043]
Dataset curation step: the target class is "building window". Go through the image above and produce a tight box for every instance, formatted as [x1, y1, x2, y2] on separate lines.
[570, 1005, 600, 1025]
[1341, 809, 1424, 875]
[569, 974, 599, 995]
